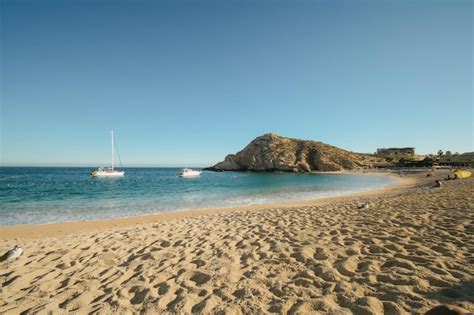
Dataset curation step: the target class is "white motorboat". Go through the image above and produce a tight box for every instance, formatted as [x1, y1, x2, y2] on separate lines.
[179, 168, 202, 177]
[91, 130, 125, 177]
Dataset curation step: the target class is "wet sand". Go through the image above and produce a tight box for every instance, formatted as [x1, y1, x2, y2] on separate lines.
[0, 171, 472, 314]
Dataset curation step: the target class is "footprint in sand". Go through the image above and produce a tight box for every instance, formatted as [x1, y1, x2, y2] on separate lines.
[335, 256, 359, 277]
[189, 271, 211, 286]
[129, 286, 149, 305]
[314, 248, 329, 260]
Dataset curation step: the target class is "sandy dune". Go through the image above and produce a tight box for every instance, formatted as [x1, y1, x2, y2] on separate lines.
[0, 174, 473, 314]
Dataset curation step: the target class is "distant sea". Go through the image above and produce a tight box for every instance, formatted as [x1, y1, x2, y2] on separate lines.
[0, 167, 396, 226]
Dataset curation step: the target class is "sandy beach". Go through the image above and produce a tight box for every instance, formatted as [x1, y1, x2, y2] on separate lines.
[0, 171, 472, 314]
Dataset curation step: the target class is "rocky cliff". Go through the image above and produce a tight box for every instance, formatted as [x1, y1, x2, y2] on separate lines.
[205, 133, 386, 172]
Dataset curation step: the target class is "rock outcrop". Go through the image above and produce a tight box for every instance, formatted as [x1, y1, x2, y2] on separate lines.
[205, 133, 386, 172]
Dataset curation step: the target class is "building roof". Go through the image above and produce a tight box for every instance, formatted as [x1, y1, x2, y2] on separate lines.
[377, 147, 415, 151]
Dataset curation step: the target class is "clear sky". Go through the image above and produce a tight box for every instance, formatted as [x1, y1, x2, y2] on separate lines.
[1, 0, 472, 167]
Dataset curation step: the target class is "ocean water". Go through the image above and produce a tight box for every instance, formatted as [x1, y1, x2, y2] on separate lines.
[0, 167, 396, 226]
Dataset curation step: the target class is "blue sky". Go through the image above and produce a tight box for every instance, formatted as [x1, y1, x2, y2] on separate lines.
[1, 0, 472, 167]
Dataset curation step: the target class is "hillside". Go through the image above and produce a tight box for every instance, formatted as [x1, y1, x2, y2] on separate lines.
[205, 133, 386, 172]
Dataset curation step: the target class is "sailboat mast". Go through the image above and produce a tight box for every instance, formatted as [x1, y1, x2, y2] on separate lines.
[111, 130, 114, 171]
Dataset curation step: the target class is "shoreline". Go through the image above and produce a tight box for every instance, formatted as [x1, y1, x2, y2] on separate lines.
[0, 171, 422, 240]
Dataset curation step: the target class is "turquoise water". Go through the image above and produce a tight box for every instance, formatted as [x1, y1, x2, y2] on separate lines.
[0, 167, 396, 226]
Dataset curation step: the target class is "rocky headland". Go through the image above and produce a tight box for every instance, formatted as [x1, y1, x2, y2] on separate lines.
[205, 133, 386, 172]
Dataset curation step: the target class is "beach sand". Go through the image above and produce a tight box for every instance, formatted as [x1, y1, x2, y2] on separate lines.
[0, 172, 472, 314]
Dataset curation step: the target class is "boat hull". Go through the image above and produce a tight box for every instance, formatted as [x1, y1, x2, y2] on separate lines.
[454, 170, 472, 179]
[91, 171, 125, 177]
[179, 174, 201, 178]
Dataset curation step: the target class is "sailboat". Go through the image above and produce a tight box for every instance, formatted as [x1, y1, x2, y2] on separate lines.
[91, 130, 125, 177]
